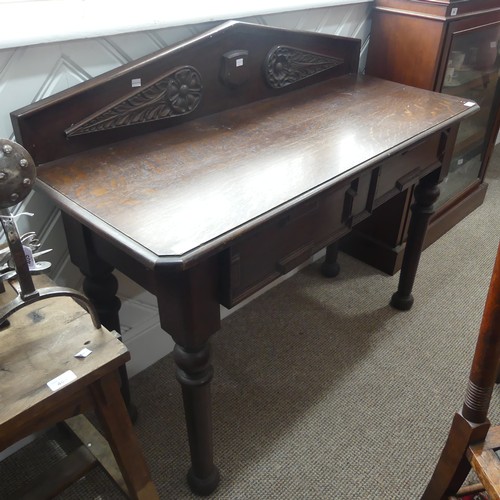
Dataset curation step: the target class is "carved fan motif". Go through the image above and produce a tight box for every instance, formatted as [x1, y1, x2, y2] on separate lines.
[264, 46, 344, 89]
[65, 66, 203, 137]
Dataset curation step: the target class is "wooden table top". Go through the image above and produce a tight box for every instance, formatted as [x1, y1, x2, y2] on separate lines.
[36, 74, 477, 267]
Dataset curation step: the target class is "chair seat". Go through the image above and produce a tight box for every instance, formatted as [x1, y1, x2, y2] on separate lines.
[0, 290, 128, 450]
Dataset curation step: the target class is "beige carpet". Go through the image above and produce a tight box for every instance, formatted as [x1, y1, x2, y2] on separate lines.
[0, 149, 499, 499]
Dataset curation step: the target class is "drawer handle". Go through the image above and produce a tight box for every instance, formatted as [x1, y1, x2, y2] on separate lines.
[396, 167, 421, 191]
[276, 243, 314, 274]
[401, 139, 426, 155]
[280, 200, 320, 227]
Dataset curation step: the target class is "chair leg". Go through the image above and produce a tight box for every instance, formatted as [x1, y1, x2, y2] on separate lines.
[90, 372, 159, 500]
[421, 413, 490, 499]
[422, 242, 500, 499]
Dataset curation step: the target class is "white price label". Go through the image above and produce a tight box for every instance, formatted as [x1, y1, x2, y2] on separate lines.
[74, 347, 92, 358]
[47, 370, 77, 392]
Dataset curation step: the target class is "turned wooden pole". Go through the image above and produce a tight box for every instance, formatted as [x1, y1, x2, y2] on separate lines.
[462, 241, 500, 423]
[421, 242, 500, 499]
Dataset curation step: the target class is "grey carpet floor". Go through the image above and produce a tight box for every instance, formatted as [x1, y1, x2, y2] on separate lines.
[1, 149, 499, 499]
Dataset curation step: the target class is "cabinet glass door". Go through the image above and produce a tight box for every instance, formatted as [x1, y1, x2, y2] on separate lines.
[439, 21, 500, 207]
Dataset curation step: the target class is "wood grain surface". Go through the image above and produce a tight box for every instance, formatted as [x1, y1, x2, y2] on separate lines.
[36, 75, 477, 262]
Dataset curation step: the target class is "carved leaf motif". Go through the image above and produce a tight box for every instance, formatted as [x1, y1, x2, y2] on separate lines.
[264, 46, 344, 89]
[65, 66, 203, 137]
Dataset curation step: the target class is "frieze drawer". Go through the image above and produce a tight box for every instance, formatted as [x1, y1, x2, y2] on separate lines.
[219, 184, 351, 308]
[371, 131, 442, 209]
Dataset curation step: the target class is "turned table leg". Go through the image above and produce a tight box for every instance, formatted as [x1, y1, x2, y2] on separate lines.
[391, 173, 440, 311]
[61, 213, 135, 419]
[156, 257, 221, 494]
[174, 344, 220, 495]
[81, 265, 136, 420]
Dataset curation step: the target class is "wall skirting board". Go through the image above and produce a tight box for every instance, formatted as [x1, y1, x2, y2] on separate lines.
[0, 4, 371, 377]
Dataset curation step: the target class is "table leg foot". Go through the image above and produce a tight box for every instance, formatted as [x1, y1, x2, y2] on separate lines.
[321, 260, 340, 278]
[187, 466, 220, 496]
[390, 291, 414, 311]
[321, 241, 340, 278]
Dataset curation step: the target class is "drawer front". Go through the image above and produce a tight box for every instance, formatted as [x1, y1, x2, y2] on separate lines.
[372, 132, 442, 208]
[220, 184, 350, 308]
[218, 131, 444, 308]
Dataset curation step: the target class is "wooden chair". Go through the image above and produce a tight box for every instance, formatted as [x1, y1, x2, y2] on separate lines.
[421, 242, 500, 500]
[0, 276, 159, 499]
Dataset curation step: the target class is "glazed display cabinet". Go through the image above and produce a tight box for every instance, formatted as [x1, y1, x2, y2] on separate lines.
[342, 0, 500, 274]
